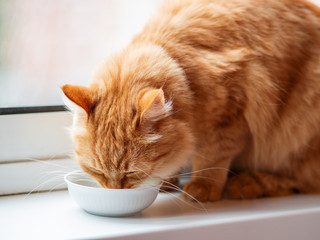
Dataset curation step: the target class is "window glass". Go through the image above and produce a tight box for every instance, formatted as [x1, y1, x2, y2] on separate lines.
[0, 0, 161, 108]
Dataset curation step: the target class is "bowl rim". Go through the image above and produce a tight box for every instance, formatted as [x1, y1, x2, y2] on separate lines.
[64, 170, 162, 191]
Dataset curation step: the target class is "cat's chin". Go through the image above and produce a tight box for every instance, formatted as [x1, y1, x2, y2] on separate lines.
[136, 177, 162, 189]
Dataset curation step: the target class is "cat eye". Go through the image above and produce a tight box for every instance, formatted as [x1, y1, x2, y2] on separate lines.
[81, 164, 104, 177]
[125, 171, 137, 175]
[124, 171, 144, 181]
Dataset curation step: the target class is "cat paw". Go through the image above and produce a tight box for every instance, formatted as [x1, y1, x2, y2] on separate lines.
[182, 180, 222, 202]
[225, 173, 264, 199]
[160, 177, 179, 192]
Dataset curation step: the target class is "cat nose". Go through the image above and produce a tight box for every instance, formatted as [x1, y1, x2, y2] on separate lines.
[98, 179, 121, 189]
[108, 181, 122, 189]
[98, 181, 108, 188]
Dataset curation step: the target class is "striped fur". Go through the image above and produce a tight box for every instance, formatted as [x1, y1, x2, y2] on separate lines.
[62, 0, 320, 201]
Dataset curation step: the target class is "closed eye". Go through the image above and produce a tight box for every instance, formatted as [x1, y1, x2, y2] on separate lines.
[81, 164, 105, 177]
[124, 171, 145, 181]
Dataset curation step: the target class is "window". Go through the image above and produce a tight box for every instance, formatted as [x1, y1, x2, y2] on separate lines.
[3, 0, 320, 195]
[0, 0, 162, 195]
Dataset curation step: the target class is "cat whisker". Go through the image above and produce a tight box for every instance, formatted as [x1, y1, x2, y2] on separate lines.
[37, 169, 70, 179]
[135, 166, 159, 181]
[158, 188, 202, 212]
[25, 171, 95, 198]
[168, 166, 234, 178]
[25, 173, 66, 197]
[192, 153, 235, 174]
[25, 157, 76, 171]
[47, 182, 69, 194]
[165, 175, 225, 185]
[160, 179, 208, 213]
[135, 167, 211, 211]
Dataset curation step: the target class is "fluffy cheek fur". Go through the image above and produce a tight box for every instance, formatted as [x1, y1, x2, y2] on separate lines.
[147, 119, 194, 180]
[70, 111, 93, 166]
[62, 96, 95, 172]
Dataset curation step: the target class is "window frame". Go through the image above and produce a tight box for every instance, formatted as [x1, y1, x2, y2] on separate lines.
[0, 0, 164, 195]
[0, 108, 78, 195]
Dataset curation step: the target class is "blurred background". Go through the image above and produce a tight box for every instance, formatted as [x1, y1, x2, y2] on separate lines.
[0, 0, 162, 108]
[1, 0, 320, 108]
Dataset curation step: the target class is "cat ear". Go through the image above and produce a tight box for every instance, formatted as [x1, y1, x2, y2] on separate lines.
[139, 89, 172, 122]
[61, 84, 94, 115]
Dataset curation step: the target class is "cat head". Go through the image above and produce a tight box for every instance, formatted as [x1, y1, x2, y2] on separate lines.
[62, 45, 194, 189]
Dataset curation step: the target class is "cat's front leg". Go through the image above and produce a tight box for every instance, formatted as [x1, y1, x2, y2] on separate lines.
[183, 118, 248, 202]
[160, 176, 179, 192]
[183, 156, 232, 202]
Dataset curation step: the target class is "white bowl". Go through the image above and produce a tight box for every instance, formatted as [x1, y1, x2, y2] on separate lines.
[64, 171, 161, 217]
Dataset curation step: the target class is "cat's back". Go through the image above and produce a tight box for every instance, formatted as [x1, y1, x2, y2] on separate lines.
[135, 0, 320, 171]
[139, 0, 320, 50]
[159, 0, 320, 17]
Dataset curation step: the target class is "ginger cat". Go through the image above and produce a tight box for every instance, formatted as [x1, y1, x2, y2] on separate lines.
[62, 0, 320, 201]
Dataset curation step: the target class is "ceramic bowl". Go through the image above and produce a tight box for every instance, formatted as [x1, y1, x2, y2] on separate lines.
[64, 171, 161, 217]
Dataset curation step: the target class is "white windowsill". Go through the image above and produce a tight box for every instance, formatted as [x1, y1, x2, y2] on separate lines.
[1, 191, 320, 240]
